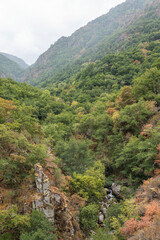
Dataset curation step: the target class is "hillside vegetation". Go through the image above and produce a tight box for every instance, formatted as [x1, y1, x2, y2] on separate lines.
[1, 0, 160, 239]
[0, 54, 27, 81]
[23, 0, 155, 86]
[0, 52, 28, 69]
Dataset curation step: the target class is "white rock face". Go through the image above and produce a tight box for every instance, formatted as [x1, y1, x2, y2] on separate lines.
[32, 163, 54, 223]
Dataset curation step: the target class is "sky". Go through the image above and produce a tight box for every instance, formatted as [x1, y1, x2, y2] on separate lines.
[0, 0, 125, 65]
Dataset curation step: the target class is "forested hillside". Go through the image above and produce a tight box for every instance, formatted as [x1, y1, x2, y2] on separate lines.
[1, 0, 160, 239]
[23, 0, 155, 86]
[0, 54, 26, 81]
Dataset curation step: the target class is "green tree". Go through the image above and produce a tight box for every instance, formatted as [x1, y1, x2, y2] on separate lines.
[0, 206, 30, 240]
[80, 204, 99, 232]
[133, 68, 160, 103]
[55, 138, 94, 175]
[70, 161, 105, 202]
[20, 210, 57, 240]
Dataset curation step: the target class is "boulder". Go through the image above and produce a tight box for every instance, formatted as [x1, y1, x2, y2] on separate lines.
[111, 183, 123, 199]
[101, 207, 107, 216]
[98, 214, 104, 224]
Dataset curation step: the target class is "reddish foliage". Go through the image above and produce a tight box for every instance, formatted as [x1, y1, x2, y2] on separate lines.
[121, 201, 160, 238]
[0, 97, 16, 122]
[106, 107, 117, 116]
[140, 124, 153, 138]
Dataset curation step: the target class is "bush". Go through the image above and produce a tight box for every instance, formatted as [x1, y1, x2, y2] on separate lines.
[20, 210, 57, 240]
[70, 161, 105, 202]
[0, 205, 30, 239]
[80, 204, 99, 232]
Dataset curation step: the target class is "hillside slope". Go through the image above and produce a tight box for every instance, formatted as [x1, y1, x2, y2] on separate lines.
[0, 52, 28, 81]
[0, 52, 28, 69]
[0, 54, 26, 81]
[23, 0, 153, 86]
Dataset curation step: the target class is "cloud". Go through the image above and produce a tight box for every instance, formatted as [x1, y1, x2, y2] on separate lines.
[0, 0, 125, 64]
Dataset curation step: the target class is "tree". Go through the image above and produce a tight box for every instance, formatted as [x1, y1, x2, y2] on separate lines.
[0, 205, 30, 239]
[133, 68, 160, 103]
[80, 204, 99, 232]
[55, 138, 94, 175]
[20, 210, 57, 240]
[70, 161, 105, 202]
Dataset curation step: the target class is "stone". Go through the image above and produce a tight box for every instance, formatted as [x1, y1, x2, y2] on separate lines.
[52, 193, 61, 204]
[111, 183, 123, 199]
[43, 206, 54, 218]
[44, 194, 51, 204]
[32, 199, 44, 209]
[32, 163, 54, 223]
[104, 203, 110, 208]
[43, 179, 50, 194]
[101, 207, 107, 216]
[98, 214, 104, 224]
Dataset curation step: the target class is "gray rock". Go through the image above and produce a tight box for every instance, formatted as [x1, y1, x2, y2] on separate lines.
[44, 194, 51, 204]
[43, 180, 50, 194]
[43, 206, 54, 218]
[32, 199, 44, 209]
[101, 207, 107, 216]
[98, 214, 104, 224]
[32, 163, 54, 223]
[111, 183, 123, 199]
[104, 203, 110, 208]
[52, 193, 61, 204]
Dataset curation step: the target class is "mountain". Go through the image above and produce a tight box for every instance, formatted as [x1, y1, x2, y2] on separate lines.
[0, 54, 26, 81]
[2, 0, 160, 238]
[22, 0, 156, 86]
[0, 52, 28, 69]
[0, 53, 28, 81]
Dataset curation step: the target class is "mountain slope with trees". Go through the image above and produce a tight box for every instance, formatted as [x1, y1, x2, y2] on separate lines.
[0, 54, 27, 81]
[0, 52, 28, 69]
[1, 0, 160, 239]
[22, 0, 154, 86]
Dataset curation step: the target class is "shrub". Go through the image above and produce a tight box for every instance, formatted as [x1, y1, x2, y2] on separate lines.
[80, 204, 99, 232]
[20, 210, 57, 240]
[70, 161, 105, 202]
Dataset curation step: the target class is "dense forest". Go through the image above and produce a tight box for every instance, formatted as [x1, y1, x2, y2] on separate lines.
[1, 0, 160, 239]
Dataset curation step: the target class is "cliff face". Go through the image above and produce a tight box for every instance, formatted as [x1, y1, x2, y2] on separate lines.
[0, 162, 84, 240]
[32, 164, 54, 223]
[32, 163, 84, 239]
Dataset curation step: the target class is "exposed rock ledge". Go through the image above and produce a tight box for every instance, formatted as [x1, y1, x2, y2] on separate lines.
[32, 163, 84, 240]
[32, 163, 54, 223]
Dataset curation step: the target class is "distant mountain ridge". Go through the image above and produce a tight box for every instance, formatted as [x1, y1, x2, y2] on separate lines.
[0, 53, 27, 81]
[0, 52, 28, 69]
[22, 0, 155, 86]
[1, 0, 159, 85]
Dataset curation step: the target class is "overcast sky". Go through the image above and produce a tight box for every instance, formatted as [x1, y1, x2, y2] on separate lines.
[0, 0, 125, 65]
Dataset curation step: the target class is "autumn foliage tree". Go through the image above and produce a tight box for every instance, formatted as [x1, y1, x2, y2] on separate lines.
[121, 201, 160, 238]
[0, 97, 16, 123]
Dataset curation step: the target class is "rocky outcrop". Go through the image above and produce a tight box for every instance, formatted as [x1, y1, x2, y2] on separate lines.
[32, 163, 54, 223]
[32, 163, 84, 240]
